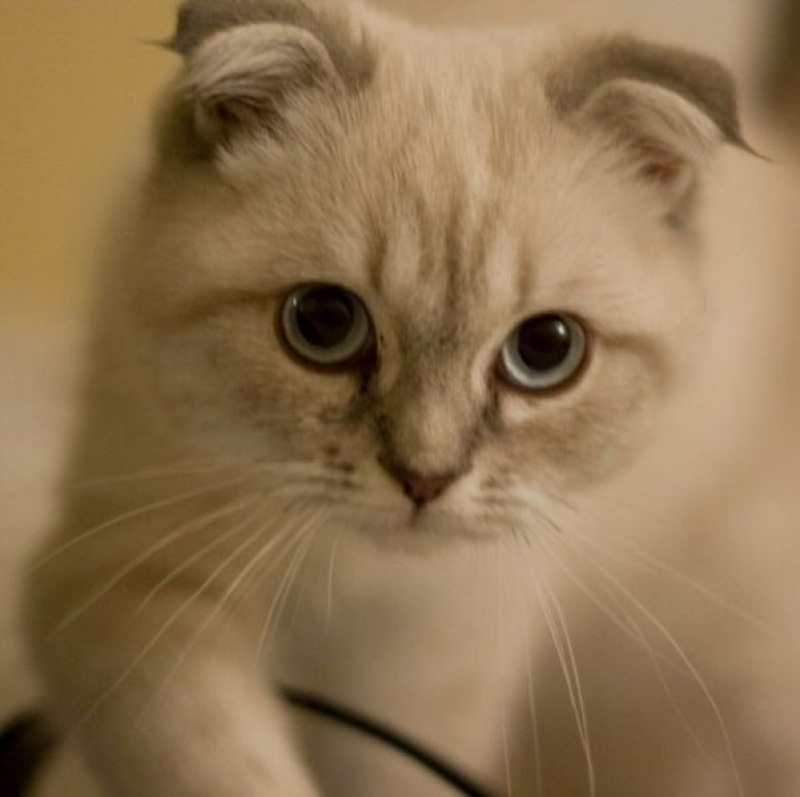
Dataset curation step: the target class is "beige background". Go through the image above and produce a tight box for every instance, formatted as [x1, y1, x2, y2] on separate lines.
[1, 2, 175, 309]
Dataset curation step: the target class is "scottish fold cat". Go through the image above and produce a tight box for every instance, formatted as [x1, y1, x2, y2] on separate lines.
[27, 2, 798, 796]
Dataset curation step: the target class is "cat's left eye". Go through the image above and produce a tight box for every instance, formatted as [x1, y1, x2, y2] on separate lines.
[281, 285, 374, 368]
[498, 313, 587, 392]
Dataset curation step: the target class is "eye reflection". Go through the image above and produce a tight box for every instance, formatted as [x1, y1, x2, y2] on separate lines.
[499, 314, 587, 391]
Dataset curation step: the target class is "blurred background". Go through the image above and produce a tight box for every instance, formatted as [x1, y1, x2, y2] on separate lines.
[1, 0, 798, 780]
[1, 1, 178, 721]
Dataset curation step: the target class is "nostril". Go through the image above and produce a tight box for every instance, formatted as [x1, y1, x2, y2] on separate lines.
[401, 472, 457, 506]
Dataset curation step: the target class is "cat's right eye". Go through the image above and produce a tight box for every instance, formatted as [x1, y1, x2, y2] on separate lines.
[281, 285, 374, 368]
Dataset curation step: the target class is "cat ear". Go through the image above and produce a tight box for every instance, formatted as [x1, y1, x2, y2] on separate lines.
[168, 0, 373, 150]
[547, 35, 752, 211]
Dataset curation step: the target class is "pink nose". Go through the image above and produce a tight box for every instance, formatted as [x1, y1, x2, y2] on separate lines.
[398, 469, 458, 506]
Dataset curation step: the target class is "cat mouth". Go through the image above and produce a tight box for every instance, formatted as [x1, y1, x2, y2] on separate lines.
[406, 503, 433, 529]
[326, 498, 474, 541]
[392, 501, 490, 541]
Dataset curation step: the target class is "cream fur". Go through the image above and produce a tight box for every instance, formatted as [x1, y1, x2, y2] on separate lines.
[24, 2, 797, 797]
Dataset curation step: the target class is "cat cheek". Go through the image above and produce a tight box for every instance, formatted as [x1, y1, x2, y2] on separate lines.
[490, 396, 655, 493]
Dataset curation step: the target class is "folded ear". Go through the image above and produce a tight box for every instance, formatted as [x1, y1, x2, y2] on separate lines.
[168, 0, 374, 152]
[546, 35, 752, 214]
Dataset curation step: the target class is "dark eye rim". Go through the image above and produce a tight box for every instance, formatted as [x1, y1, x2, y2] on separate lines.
[494, 312, 592, 395]
[277, 283, 377, 373]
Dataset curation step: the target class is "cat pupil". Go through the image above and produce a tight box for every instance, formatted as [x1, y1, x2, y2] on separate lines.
[517, 315, 572, 371]
[296, 288, 355, 348]
[281, 285, 373, 367]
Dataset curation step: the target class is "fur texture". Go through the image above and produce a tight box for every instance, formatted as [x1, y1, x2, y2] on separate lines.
[26, 2, 795, 796]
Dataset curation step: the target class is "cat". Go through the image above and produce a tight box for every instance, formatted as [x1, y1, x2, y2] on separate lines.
[24, 1, 797, 796]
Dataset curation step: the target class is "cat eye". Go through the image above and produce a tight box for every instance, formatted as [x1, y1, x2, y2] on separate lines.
[498, 313, 587, 391]
[281, 285, 374, 368]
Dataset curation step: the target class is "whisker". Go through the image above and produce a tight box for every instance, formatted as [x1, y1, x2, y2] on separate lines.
[134, 519, 310, 726]
[287, 532, 320, 629]
[325, 531, 343, 630]
[507, 491, 564, 538]
[537, 536, 713, 761]
[552, 490, 677, 532]
[198, 511, 321, 647]
[254, 524, 319, 664]
[505, 545, 544, 797]
[208, 514, 312, 624]
[29, 475, 254, 572]
[523, 624, 544, 797]
[540, 576, 595, 797]
[72, 456, 250, 490]
[562, 541, 745, 797]
[52, 497, 258, 634]
[534, 534, 685, 675]
[494, 547, 514, 797]
[530, 558, 596, 797]
[567, 520, 771, 634]
[4, 454, 326, 504]
[136, 502, 267, 615]
[71, 516, 271, 731]
[0, 454, 235, 499]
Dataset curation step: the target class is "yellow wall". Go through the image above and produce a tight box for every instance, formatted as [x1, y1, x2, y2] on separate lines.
[0, 3, 175, 310]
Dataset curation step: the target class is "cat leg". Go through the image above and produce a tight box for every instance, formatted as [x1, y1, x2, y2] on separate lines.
[28, 582, 320, 797]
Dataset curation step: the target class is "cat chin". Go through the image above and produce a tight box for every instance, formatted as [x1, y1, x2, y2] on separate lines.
[325, 503, 498, 552]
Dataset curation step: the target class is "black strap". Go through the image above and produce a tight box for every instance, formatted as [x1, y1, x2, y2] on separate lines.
[0, 712, 58, 797]
[280, 685, 500, 797]
[2, 698, 500, 797]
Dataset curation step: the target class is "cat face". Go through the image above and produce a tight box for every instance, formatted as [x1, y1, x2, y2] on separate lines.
[123, 1, 744, 542]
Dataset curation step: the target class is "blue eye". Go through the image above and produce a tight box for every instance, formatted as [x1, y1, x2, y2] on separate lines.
[281, 285, 373, 367]
[499, 314, 587, 391]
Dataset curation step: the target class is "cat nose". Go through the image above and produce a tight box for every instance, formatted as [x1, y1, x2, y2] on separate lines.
[401, 471, 457, 505]
[380, 459, 458, 506]
[413, 472, 459, 504]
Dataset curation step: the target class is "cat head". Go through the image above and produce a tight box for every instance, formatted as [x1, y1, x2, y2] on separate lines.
[121, 0, 747, 542]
